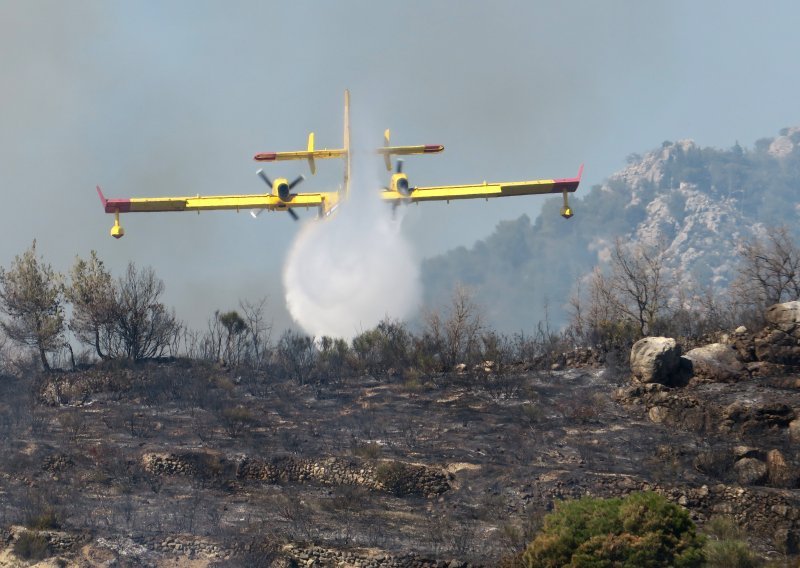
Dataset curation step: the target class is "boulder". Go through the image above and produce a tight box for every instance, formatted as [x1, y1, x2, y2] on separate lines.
[683, 343, 747, 382]
[765, 301, 800, 330]
[789, 419, 800, 443]
[766, 449, 797, 488]
[733, 457, 768, 485]
[630, 337, 682, 385]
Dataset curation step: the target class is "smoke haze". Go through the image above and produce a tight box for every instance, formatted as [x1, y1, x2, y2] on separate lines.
[2, 2, 800, 335]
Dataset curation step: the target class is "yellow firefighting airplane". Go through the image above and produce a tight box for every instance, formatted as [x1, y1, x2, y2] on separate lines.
[97, 90, 582, 238]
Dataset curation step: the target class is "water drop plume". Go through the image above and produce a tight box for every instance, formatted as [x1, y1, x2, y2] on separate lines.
[282, 154, 420, 340]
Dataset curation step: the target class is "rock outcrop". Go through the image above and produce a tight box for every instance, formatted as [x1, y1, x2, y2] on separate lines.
[630, 337, 682, 385]
[755, 301, 800, 365]
[684, 343, 747, 382]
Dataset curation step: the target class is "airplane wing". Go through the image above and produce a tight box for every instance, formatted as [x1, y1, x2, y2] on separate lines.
[381, 165, 583, 203]
[97, 186, 339, 214]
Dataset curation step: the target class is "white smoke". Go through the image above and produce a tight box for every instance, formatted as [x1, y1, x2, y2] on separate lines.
[282, 154, 421, 339]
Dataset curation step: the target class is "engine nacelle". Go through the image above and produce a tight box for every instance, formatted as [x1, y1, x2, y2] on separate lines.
[391, 173, 411, 196]
[272, 178, 291, 201]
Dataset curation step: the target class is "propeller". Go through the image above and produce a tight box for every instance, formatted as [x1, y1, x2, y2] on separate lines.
[253, 169, 304, 220]
[257, 168, 273, 189]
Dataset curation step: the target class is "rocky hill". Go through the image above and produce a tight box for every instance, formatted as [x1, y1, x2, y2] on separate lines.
[421, 128, 800, 332]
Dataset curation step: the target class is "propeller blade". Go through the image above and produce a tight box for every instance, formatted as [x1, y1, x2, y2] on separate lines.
[396, 159, 404, 174]
[257, 169, 273, 189]
[288, 174, 305, 189]
[250, 209, 264, 219]
[287, 208, 299, 221]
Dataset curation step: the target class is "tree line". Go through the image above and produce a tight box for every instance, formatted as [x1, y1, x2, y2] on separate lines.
[570, 226, 800, 349]
[0, 226, 798, 375]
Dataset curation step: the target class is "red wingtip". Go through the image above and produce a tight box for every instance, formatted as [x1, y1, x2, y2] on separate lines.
[254, 152, 277, 162]
[96, 185, 107, 208]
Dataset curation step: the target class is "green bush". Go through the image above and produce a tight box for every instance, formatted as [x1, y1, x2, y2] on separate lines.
[13, 530, 50, 561]
[522, 492, 705, 567]
[705, 539, 760, 568]
[703, 516, 761, 568]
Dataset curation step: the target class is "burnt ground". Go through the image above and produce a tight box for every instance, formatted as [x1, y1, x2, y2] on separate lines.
[0, 358, 799, 566]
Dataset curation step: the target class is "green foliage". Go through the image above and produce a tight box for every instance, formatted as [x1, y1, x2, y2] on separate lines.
[523, 492, 705, 568]
[351, 318, 412, 374]
[0, 240, 65, 370]
[703, 516, 761, 568]
[66, 251, 116, 360]
[13, 530, 50, 561]
[705, 540, 760, 568]
[317, 335, 351, 381]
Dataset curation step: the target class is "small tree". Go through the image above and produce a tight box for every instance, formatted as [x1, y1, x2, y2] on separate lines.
[0, 241, 65, 371]
[217, 310, 248, 367]
[424, 285, 483, 370]
[572, 239, 671, 346]
[239, 297, 272, 369]
[609, 238, 671, 337]
[65, 251, 117, 360]
[276, 330, 316, 385]
[111, 263, 181, 360]
[731, 226, 800, 323]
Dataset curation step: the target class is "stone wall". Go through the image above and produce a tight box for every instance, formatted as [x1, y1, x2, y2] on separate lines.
[142, 451, 450, 498]
[283, 544, 480, 568]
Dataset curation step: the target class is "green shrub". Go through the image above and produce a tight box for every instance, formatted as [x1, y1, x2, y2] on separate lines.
[703, 516, 761, 568]
[13, 531, 50, 561]
[705, 539, 760, 568]
[522, 492, 705, 567]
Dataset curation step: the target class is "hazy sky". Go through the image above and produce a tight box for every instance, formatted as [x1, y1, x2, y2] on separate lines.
[1, 1, 799, 334]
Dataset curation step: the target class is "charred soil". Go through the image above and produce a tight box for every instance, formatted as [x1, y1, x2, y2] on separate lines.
[0, 357, 799, 566]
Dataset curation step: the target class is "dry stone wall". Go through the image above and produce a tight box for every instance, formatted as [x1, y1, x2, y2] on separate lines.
[142, 452, 450, 498]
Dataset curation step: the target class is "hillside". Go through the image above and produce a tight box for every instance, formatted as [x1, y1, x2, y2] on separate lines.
[0, 329, 799, 566]
[421, 128, 800, 332]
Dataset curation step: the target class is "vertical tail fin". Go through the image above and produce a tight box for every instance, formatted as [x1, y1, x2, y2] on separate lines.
[343, 89, 351, 199]
[307, 132, 316, 175]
